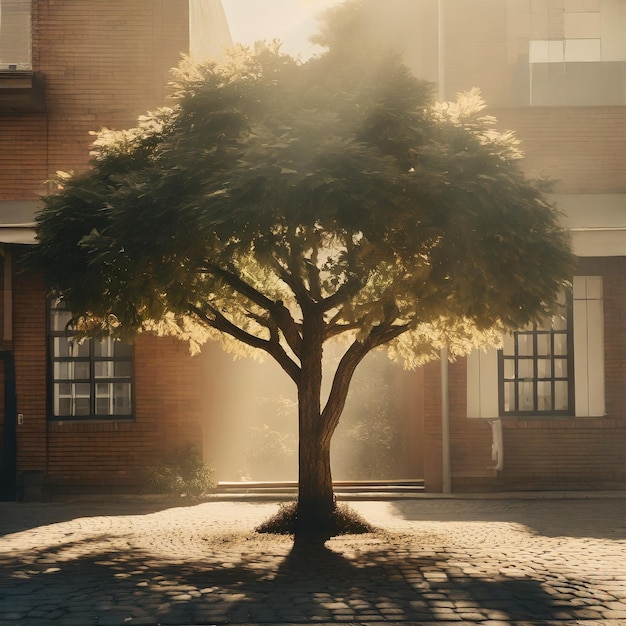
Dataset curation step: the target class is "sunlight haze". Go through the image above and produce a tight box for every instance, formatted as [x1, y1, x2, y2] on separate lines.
[221, 0, 341, 58]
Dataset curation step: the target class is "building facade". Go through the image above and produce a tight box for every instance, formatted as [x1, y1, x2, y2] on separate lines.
[2, 0, 625, 497]
[0, 0, 232, 499]
[401, 0, 626, 491]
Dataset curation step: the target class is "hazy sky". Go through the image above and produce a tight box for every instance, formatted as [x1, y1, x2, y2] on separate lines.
[221, 0, 341, 58]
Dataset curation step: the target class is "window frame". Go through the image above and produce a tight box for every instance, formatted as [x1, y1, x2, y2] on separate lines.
[0, 0, 32, 70]
[498, 296, 574, 417]
[48, 299, 134, 421]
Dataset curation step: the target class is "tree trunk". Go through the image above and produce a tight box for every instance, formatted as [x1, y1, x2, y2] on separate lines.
[296, 309, 335, 536]
[297, 397, 335, 535]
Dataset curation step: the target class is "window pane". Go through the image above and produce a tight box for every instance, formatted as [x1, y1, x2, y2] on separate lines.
[554, 333, 568, 355]
[536, 334, 551, 356]
[95, 383, 113, 415]
[95, 361, 113, 378]
[96, 398, 110, 414]
[113, 383, 132, 415]
[554, 358, 568, 378]
[75, 397, 90, 415]
[53, 337, 72, 358]
[93, 338, 114, 358]
[503, 381, 515, 412]
[74, 362, 90, 379]
[75, 382, 90, 397]
[73, 382, 91, 416]
[537, 381, 552, 411]
[56, 397, 71, 416]
[70, 341, 90, 358]
[504, 358, 515, 379]
[517, 334, 534, 356]
[518, 359, 533, 379]
[50, 310, 72, 332]
[537, 359, 552, 378]
[552, 315, 567, 331]
[54, 362, 71, 379]
[114, 361, 132, 378]
[518, 381, 534, 411]
[554, 381, 568, 411]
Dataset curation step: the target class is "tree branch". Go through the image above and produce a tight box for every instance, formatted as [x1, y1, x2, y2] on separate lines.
[268, 253, 312, 309]
[189, 303, 301, 384]
[320, 340, 368, 445]
[306, 246, 322, 302]
[324, 320, 362, 340]
[320, 309, 410, 440]
[203, 262, 276, 311]
[204, 261, 303, 359]
[320, 275, 363, 312]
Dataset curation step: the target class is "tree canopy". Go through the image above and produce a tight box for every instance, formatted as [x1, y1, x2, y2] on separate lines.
[34, 47, 572, 365]
[31, 3, 574, 535]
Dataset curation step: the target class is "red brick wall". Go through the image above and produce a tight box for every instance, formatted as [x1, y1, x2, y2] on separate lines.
[46, 335, 204, 491]
[12, 251, 208, 491]
[13, 248, 48, 474]
[0, 0, 188, 201]
[0, 117, 48, 200]
[4, 1, 208, 492]
[422, 359, 495, 493]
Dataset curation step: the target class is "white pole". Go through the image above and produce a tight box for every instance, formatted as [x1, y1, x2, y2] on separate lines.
[440, 347, 451, 493]
[437, 0, 446, 101]
[438, 1, 451, 493]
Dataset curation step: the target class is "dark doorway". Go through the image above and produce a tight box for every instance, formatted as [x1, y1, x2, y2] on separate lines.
[0, 351, 17, 501]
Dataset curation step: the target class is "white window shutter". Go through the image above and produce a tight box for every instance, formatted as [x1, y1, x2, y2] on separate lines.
[573, 276, 605, 417]
[466, 347, 499, 418]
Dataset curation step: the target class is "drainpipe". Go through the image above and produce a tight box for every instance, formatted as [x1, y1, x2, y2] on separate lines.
[441, 347, 451, 493]
[437, 0, 451, 493]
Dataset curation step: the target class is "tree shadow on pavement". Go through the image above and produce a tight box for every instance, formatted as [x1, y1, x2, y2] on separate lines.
[0, 532, 603, 624]
[0, 498, 221, 538]
[387, 496, 626, 541]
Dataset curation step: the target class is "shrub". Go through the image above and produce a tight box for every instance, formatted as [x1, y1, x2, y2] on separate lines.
[255, 501, 375, 536]
[143, 445, 216, 499]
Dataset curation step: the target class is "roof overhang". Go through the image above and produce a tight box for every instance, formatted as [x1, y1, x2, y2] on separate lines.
[1, 196, 624, 254]
[0, 200, 39, 244]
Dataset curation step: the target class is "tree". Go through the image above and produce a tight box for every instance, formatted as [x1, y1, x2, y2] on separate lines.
[31, 6, 573, 537]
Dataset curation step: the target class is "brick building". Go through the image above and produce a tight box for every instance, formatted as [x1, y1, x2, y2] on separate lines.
[2, 0, 625, 498]
[384, 0, 626, 492]
[0, 0, 232, 499]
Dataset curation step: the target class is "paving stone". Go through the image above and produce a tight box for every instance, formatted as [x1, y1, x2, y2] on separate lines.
[2, 496, 626, 625]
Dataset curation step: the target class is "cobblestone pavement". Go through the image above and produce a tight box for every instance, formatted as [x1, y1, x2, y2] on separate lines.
[1, 495, 626, 625]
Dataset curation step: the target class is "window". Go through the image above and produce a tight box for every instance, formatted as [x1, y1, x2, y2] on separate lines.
[0, 0, 31, 70]
[499, 303, 573, 416]
[467, 276, 605, 419]
[49, 300, 133, 420]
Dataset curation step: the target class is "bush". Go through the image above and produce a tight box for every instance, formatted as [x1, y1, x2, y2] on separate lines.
[143, 445, 216, 499]
[255, 501, 375, 536]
